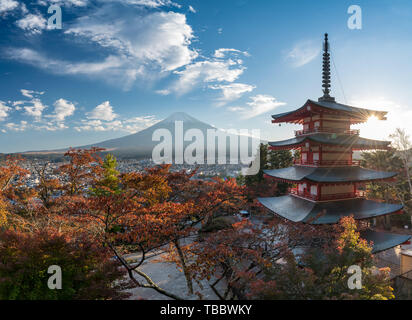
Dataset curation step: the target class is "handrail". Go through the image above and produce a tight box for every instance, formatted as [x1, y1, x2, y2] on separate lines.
[295, 127, 360, 136]
[294, 159, 360, 166]
[289, 188, 364, 201]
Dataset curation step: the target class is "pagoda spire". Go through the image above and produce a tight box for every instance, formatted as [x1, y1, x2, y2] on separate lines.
[318, 33, 335, 102]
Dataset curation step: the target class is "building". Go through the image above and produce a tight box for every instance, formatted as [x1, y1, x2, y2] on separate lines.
[258, 33, 411, 253]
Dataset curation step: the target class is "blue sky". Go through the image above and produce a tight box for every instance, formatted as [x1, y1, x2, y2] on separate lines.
[0, 0, 412, 153]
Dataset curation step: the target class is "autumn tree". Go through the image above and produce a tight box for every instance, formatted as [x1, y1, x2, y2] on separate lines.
[0, 156, 36, 221]
[57, 150, 246, 299]
[29, 160, 61, 209]
[58, 147, 104, 196]
[246, 216, 394, 300]
[0, 228, 131, 300]
[0, 148, 398, 301]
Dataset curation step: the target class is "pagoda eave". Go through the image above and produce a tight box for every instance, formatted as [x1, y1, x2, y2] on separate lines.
[272, 99, 387, 125]
[263, 166, 397, 184]
[258, 195, 404, 225]
[268, 134, 391, 150]
[361, 230, 411, 253]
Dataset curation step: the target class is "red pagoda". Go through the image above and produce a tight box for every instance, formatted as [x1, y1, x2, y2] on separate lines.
[258, 33, 411, 253]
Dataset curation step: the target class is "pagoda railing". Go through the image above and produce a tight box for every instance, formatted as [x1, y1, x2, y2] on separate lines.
[294, 159, 360, 166]
[289, 188, 365, 201]
[294, 127, 360, 136]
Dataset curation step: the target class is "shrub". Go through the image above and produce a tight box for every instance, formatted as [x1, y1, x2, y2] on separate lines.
[0, 230, 131, 300]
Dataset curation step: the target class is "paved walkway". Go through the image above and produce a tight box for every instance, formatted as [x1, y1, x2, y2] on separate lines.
[121, 235, 227, 300]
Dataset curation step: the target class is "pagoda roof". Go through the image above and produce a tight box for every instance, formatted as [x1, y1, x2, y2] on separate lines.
[268, 133, 390, 150]
[361, 230, 411, 253]
[258, 195, 403, 225]
[264, 166, 396, 183]
[272, 99, 387, 124]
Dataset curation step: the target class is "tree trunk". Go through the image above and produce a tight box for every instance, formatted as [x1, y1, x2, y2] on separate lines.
[384, 191, 392, 230]
[173, 239, 193, 295]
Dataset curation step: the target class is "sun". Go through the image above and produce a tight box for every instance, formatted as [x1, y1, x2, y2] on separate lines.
[353, 115, 386, 140]
[367, 115, 379, 122]
[365, 115, 380, 129]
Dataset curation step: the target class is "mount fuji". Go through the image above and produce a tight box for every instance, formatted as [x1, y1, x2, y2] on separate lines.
[21, 112, 261, 160]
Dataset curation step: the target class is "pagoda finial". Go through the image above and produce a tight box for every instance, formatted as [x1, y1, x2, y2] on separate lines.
[318, 33, 335, 102]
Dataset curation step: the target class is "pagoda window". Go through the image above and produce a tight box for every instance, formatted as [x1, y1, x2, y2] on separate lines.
[310, 185, 318, 196]
[314, 121, 320, 128]
[302, 153, 307, 162]
[313, 152, 319, 161]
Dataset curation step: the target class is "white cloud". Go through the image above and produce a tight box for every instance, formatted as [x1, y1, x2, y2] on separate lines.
[214, 48, 249, 59]
[8, 48, 142, 89]
[21, 89, 44, 98]
[170, 59, 246, 94]
[74, 115, 159, 132]
[16, 13, 47, 34]
[23, 98, 47, 120]
[5, 121, 28, 132]
[5, 2, 254, 99]
[209, 83, 255, 105]
[87, 101, 117, 121]
[188, 5, 196, 13]
[12, 100, 25, 107]
[34, 122, 68, 131]
[227, 106, 245, 112]
[155, 89, 171, 95]
[99, 0, 179, 7]
[235, 94, 286, 119]
[0, 101, 11, 121]
[65, 10, 197, 72]
[47, 98, 76, 122]
[20, 2, 27, 14]
[0, 0, 18, 13]
[285, 40, 320, 68]
[8, 9, 197, 89]
[163, 48, 251, 95]
[121, 116, 160, 133]
[37, 0, 88, 6]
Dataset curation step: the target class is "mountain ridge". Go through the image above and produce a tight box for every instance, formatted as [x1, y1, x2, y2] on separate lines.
[17, 112, 261, 161]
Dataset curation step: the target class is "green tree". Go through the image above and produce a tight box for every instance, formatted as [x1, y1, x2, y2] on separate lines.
[237, 143, 293, 195]
[91, 154, 121, 196]
[361, 146, 411, 228]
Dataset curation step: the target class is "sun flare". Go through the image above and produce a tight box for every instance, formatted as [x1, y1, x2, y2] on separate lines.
[354, 115, 383, 140]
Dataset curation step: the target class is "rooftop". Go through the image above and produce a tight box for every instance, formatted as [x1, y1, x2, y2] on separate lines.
[272, 99, 387, 124]
[268, 133, 390, 150]
[264, 166, 397, 183]
[258, 195, 403, 225]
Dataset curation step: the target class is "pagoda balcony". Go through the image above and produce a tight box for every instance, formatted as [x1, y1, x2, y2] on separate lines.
[293, 159, 361, 166]
[289, 188, 365, 201]
[294, 127, 360, 137]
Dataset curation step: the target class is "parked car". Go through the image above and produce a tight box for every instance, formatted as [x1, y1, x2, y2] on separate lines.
[238, 210, 250, 219]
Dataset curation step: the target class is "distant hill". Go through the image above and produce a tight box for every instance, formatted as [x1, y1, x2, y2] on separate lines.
[18, 112, 261, 162]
